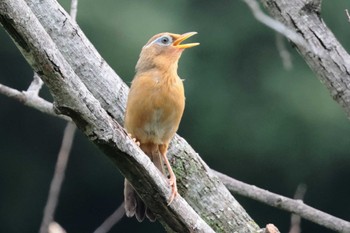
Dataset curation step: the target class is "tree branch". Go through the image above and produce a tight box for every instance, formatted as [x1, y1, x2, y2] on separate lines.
[26, 72, 43, 95]
[40, 122, 76, 233]
[275, 33, 293, 70]
[215, 171, 350, 232]
[93, 202, 125, 233]
[242, 0, 307, 50]
[346, 9, 350, 22]
[288, 184, 307, 233]
[259, 0, 350, 118]
[0, 82, 70, 120]
[69, 0, 78, 20]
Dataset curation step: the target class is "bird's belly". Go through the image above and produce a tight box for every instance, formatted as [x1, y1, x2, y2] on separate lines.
[141, 109, 176, 144]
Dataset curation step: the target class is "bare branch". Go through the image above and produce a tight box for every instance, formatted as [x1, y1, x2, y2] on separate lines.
[69, 0, 78, 20]
[214, 171, 350, 232]
[346, 9, 350, 22]
[241, 0, 308, 50]
[0, 82, 70, 121]
[39, 122, 76, 233]
[289, 184, 307, 233]
[275, 33, 293, 70]
[259, 0, 350, 117]
[26, 72, 43, 95]
[93, 202, 125, 233]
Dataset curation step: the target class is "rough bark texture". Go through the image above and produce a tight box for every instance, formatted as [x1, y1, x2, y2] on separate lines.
[260, 0, 350, 118]
[0, 0, 261, 232]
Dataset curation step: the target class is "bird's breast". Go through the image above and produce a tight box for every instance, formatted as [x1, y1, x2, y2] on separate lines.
[125, 73, 185, 145]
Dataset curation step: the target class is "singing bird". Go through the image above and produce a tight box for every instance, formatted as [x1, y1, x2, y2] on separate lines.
[124, 32, 199, 221]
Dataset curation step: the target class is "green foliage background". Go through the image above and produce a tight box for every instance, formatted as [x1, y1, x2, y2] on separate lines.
[1, 1, 350, 232]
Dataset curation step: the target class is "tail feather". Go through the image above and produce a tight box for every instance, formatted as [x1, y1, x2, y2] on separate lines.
[124, 179, 136, 217]
[146, 207, 156, 222]
[124, 179, 147, 221]
[135, 194, 146, 222]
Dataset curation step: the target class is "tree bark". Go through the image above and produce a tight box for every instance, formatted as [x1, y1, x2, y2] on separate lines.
[0, 0, 260, 232]
[260, 0, 350, 118]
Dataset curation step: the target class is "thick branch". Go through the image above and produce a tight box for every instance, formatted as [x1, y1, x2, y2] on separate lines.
[260, 0, 350, 118]
[0, 0, 259, 232]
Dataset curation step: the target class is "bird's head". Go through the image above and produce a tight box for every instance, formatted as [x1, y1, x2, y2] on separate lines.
[136, 32, 199, 73]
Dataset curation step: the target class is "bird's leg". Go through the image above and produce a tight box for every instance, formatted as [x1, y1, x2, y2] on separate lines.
[164, 156, 177, 204]
[159, 144, 178, 205]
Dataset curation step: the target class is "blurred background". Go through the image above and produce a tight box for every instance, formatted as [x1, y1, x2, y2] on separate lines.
[1, 0, 350, 232]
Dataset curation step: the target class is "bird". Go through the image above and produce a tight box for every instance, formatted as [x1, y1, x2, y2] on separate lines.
[123, 32, 199, 222]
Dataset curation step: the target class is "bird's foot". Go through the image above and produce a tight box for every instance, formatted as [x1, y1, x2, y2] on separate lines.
[167, 176, 178, 205]
[128, 133, 140, 146]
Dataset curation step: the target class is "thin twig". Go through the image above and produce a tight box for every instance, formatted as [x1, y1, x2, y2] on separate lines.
[242, 0, 324, 58]
[214, 170, 350, 233]
[276, 33, 293, 70]
[346, 9, 350, 22]
[70, 0, 78, 20]
[39, 122, 77, 233]
[26, 72, 43, 95]
[242, 0, 308, 48]
[289, 184, 307, 233]
[93, 202, 125, 233]
[0, 82, 70, 121]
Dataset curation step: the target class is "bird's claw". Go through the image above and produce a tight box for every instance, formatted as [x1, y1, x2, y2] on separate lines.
[128, 133, 140, 146]
[168, 177, 175, 186]
[167, 177, 178, 205]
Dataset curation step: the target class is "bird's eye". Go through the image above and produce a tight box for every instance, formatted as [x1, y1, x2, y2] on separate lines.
[161, 37, 169, 44]
[157, 35, 172, 45]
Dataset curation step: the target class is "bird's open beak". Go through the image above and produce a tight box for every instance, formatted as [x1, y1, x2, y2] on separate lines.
[173, 32, 200, 49]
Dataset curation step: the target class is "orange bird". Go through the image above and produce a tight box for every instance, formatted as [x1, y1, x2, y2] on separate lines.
[124, 32, 199, 221]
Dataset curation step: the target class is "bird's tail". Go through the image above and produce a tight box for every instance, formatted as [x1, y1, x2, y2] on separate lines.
[124, 143, 163, 222]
